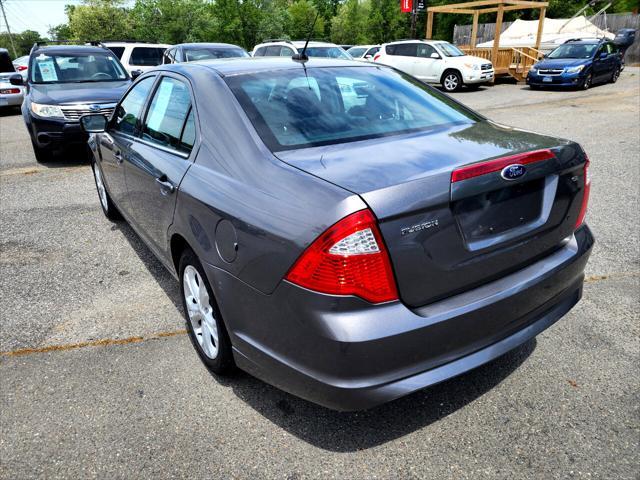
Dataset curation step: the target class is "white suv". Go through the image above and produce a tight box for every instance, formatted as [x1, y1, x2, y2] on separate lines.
[104, 42, 171, 74]
[252, 40, 352, 59]
[374, 40, 494, 92]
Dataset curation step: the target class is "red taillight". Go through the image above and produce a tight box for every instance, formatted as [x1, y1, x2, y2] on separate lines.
[451, 149, 555, 183]
[285, 209, 399, 304]
[15, 65, 27, 71]
[373, 53, 381, 62]
[0, 88, 20, 94]
[575, 158, 591, 229]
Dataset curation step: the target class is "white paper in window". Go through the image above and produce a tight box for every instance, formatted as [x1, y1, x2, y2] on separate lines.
[147, 80, 174, 132]
[38, 60, 58, 82]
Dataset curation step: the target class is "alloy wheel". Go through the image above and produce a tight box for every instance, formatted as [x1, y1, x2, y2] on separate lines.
[183, 265, 219, 359]
[444, 74, 459, 92]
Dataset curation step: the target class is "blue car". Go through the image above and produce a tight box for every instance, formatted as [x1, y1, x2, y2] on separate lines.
[527, 39, 621, 90]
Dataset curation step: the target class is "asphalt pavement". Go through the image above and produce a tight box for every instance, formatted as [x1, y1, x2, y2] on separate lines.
[1, 70, 638, 479]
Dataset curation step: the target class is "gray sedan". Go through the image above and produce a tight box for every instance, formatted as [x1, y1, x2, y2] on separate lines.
[80, 57, 593, 411]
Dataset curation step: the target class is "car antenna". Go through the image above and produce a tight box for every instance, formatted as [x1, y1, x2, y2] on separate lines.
[292, 12, 319, 63]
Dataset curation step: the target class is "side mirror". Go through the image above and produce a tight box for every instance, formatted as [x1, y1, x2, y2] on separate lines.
[430, 52, 441, 59]
[131, 69, 143, 80]
[599, 52, 608, 59]
[80, 114, 107, 133]
[364, 54, 372, 59]
[9, 74, 23, 86]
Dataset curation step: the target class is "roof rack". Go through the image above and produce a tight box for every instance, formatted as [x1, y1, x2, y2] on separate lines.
[31, 40, 107, 54]
[261, 39, 293, 44]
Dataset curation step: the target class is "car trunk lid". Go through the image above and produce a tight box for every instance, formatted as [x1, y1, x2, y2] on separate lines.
[277, 121, 588, 307]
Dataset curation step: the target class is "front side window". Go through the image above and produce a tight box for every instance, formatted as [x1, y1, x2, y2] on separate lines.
[417, 44, 438, 58]
[112, 76, 156, 135]
[226, 66, 479, 151]
[184, 47, 249, 62]
[438, 42, 465, 57]
[130, 47, 166, 66]
[142, 77, 194, 153]
[30, 52, 128, 83]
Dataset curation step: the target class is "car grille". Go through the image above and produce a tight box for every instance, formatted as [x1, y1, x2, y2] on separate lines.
[481, 63, 492, 71]
[60, 104, 116, 121]
[537, 69, 564, 76]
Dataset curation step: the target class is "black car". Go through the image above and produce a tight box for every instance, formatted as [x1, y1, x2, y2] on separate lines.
[12, 43, 132, 162]
[162, 43, 249, 64]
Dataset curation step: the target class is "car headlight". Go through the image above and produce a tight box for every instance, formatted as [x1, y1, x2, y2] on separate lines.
[530, 65, 538, 71]
[565, 65, 585, 74]
[464, 63, 480, 71]
[31, 102, 64, 118]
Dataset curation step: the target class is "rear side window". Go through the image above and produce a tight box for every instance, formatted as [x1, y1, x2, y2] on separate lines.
[365, 47, 380, 57]
[130, 47, 166, 66]
[112, 76, 156, 135]
[107, 46, 125, 60]
[142, 77, 194, 154]
[389, 43, 418, 57]
[253, 47, 266, 57]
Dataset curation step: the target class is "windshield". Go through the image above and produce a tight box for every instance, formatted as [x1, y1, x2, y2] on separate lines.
[548, 44, 597, 59]
[347, 47, 367, 58]
[30, 52, 128, 83]
[438, 42, 465, 57]
[305, 47, 351, 59]
[184, 47, 249, 62]
[226, 66, 479, 151]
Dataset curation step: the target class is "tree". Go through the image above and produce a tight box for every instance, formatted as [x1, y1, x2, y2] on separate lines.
[68, 0, 132, 41]
[48, 24, 74, 41]
[129, 0, 217, 44]
[287, 0, 325, 40]
[331, 0, 371, 45]
[0, 30, 45, 57]
[367, 0, 408, 43]
[255, 0, 290, 43]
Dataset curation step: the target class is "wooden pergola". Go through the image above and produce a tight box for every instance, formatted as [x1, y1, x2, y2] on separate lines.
[426, 0, 549, 80]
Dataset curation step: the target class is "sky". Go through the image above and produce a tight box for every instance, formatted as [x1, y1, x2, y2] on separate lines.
[0, 0, 131, 37]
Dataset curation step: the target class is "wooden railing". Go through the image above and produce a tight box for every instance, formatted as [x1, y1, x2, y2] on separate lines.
[460, 46, 544, 80]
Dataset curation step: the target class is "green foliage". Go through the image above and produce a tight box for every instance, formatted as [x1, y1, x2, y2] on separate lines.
[331, 0, 371, 44]
[367, 0, 409, 43]
[0, 30, 45, 57]
[288, 0, 325, 40]
[68, 0, 133, 41]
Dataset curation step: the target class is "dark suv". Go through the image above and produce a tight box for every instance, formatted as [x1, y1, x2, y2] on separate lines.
[527, 39, 622, 90]
[12, 43, 131, 162]
[162, 43, 249, 64]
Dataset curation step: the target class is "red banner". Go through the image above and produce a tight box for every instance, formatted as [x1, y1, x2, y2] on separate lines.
[401, 0, 412, 13]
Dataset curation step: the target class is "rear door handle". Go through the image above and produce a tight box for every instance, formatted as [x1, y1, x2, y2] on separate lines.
[114, 151, 123, 164]
[156, 175, 176, 195]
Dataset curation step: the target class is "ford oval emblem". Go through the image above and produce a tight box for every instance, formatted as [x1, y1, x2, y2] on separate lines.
[501, 164, 526, 181]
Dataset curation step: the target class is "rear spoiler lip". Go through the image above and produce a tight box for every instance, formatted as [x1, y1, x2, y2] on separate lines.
[451, 149, 555, 183]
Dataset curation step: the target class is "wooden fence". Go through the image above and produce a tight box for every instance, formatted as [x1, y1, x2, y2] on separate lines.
[453, 13, 639, 65]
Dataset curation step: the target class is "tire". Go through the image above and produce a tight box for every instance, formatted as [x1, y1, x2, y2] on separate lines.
[180, 248, 234, 375]
[442, 70, 463, 92]
[91, 156, 121, 221]
[610, 66, 620, 83]
[30, 135, 54, 163]
[581, 72, 592, 90]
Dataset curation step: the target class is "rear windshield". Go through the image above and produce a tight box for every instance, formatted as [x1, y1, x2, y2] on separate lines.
[30, 52, 128, 83]
[548, 43, 598, 59]
[304, 47, 351, 59]
[184, 47, 249, 62]
[347, 47, 367, 57]
[226, 66, 479, 151]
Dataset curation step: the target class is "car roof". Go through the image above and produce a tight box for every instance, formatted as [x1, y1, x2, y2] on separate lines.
[104, 42, 171, 48]
[177, 43, 245, 49]
[161, 57, 370, 77]
[255, 41, 339, 48]
[31, 45, 111, 55]
[564, 39, 605, 44]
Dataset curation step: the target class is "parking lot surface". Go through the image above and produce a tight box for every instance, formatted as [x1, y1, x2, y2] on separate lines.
[1, 70, 639, 479]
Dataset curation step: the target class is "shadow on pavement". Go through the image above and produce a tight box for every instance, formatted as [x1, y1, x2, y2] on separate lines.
[112, 220, 183, 311]
[213, 338, 536, 452]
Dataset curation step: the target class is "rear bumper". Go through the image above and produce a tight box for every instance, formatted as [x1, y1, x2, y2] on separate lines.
[205, 225, 594, 411]
[0, 93, 23, 107]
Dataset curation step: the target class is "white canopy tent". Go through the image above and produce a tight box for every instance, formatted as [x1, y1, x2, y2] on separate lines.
[476, 16, 615, 51]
